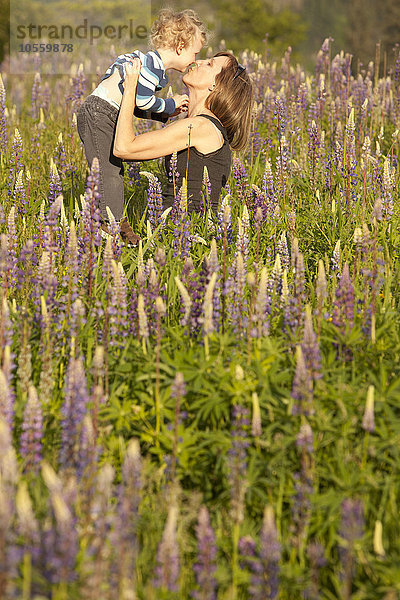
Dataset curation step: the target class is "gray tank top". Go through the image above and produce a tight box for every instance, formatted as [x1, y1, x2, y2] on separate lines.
[164, 114, 231, 213]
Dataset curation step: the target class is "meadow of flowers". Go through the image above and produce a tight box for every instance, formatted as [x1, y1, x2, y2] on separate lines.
[0, 38, 400, 599]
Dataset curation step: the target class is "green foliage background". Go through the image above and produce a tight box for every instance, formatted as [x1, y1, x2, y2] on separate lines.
[2, 0, 400, 69]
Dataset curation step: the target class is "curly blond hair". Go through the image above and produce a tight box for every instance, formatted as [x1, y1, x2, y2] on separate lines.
[149, 8, 208, 51]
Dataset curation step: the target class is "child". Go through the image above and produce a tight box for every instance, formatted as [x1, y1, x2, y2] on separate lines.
[77, 8, 207, 245]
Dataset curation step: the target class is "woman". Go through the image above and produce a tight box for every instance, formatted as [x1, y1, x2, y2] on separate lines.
[114, 51, 253, 213]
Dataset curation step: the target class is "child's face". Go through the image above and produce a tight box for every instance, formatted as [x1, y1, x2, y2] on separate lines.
[175, 28, 204, 72]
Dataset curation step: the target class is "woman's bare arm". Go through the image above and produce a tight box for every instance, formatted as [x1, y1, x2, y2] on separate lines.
[113, 60, 209, 161]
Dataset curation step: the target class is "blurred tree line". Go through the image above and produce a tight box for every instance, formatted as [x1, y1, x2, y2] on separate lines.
[1, 0, 400, 71]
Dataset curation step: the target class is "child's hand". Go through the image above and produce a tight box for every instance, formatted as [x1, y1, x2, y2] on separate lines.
[172, 93, 189, 114]
[123, 58, 141, 84]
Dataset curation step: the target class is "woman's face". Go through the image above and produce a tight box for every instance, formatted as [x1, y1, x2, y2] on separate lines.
[182, 55, 230, 91]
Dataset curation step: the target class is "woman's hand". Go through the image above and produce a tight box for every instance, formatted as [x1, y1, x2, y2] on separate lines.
[122, 58, 141, 87]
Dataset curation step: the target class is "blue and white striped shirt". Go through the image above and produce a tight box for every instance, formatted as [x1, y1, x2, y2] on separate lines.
[101, 49, 175, 116]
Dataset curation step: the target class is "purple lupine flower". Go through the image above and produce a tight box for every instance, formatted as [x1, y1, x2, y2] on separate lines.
[291, 346, 313, 416]
[102, 235, 114, 280]
[331, 240, 341, 277]
[371, 197, 383, 223]
[238, 535, 262, 597]
[287, 210, 296, 232]
[344, 108, 356, 197]
[49, 160, 62, 204]
[224, 251, 247, 334]
[79, 157, 102, 296]
[274, 95, 286, 138]
[137, 294, 149, 340]
[66, 64, 87, 113]
[277, 232, 289, 271]
[201, 272, 218, 336]
[339, 498, 364, 596]
[172, 182, 191, 259]
[80, 463, 115, 592]
[240, 507, 281, 600]
[192, 506, 217, 600]
[144, 172, 163, 230]
[180, 257, 207, 334]
[171, 371, 186, 400]
[315, 37, 333, 82]
[126, 160, 141, 188]
[307, 118, 319, 188]
[41, 463, 79, 584]
[304, 542, 327, 600]
[333, 122, 344, 173]
[284, 251, 306, 334]
[54, 134, 67, 182]
[70, 298, 86, 339]
[253, 205, 264, 238]
[43, 194, 62, 257]
[296, 82, 308, 119]
[232, 157, 249, 202]
[31, 72, 41, 119]
[139, 258, 166, 337]
[228, 403, 250, 525]
[217, 193, 233, 245]
[0, 74, 7, 154]
[109, 261, 129, 348]
[267, 254, 283, 300]
[319, 129, 331, 189]
[259, 506, 281, 599]
[76, 415, 99, 481]
[8, 128, 23, 198]
[237, 205, 250, 266]
[248, 125, 265, 162]
[16, 321, 33, 397]
[62, 220, 79, 308]
[340, 498, 364, 544]
[275, 134, 290, 199]
[252, 267, 271, 337]
[154, 246, 166, 268]
[112, 439, 142, 585]
[175, 276, 192, 327]
[205, 239, 221, 332]
[382, 158, 394, 219]
[296, 422, 314, 454]
[12, 170, 26, 215]
[316, 259, 327, 304]
[262, 159, 276, 216]
[35, 249, 58, 315]
[60, 356, 90, 470]
[168, 150, 180, 192]
[251, 185, 266, 225]
[200, 166, 212, 212]
[1, 224, 17, 294]
[332, 263, 354, 334]
[301, 308, 322, 381]
[41, 81, 51, 114]
[20, 384, 42, 471]
[153, 505, 180, 592]
[290, 471, 313, 549]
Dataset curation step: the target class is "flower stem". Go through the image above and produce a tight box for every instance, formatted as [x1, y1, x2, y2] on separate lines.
[22, 552, 32, 600]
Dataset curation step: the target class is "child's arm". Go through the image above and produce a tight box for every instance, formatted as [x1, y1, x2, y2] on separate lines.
[131, 52, 176, 116]
[133, 93, 188, 122]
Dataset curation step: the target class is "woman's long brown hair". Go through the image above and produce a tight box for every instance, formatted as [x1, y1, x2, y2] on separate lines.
[205, 52, 253, 151]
